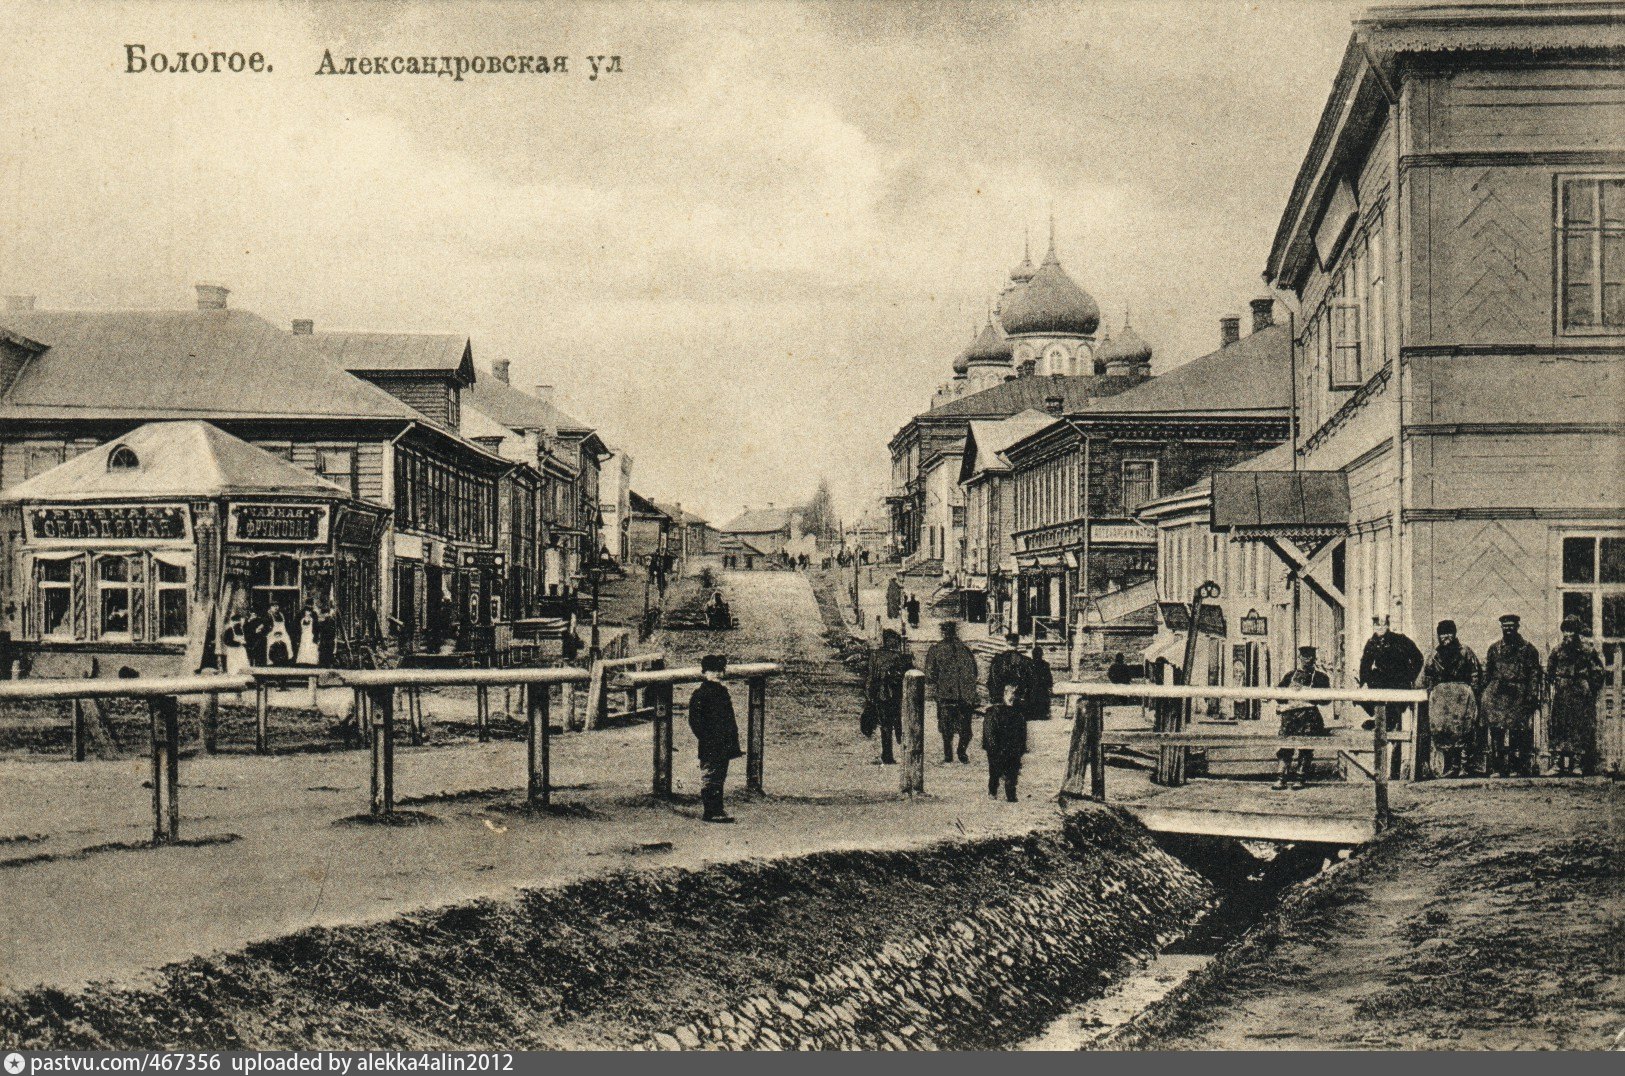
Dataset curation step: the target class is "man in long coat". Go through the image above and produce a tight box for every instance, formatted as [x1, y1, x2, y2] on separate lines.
[1422, 619, 1483, 777]
[687, 654, 743, 822]
[924, 620, 979, 763]
[863, 629, 913, 765]
[1482, 613, 1544, 777]
[1548, 615, 1606, 775]
[885, 576, 902, 622]
[988, 631, 1032, 716]
[982, 681, 1027, 802]
[1024, 644, 1055, 724]
[1359, 615, 1424, 731]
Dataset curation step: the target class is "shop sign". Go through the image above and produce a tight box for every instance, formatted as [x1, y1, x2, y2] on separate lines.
[1090, 523, 1156, 545]
[27, 503, 189, 544]
[1241, 609, 1269, 636]
[225, 553, 257, 576]
[228, 503, 329, 544]
[303, 555, 336, 586]
[333, 508, 379, 549]
[461, 550, 506, 569]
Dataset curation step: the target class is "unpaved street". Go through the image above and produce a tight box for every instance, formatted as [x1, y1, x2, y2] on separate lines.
[0, 570, 1078, 991]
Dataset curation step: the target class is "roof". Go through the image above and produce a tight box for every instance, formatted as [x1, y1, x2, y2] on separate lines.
[0, 421, 352, 503]
[1211, 469, 1351, 532]
[998, 241, 1100, 338]
[304, 331, 474, 383]
[1134, 442, 1298, 522]
[960, 410, 1058, 483]
[719, 533, 772, 556]
[1073, 325, 1291, 418]
[461, 376, 596, 436]
[0, 310, 421, 422]
[720, 506, 796, 534]
[629, 490, 671, 520]
[654, 502, 708, 525]
[920, 372, 1144, 421]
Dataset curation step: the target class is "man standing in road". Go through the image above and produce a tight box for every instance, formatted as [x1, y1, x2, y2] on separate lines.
[1483, 614, 1544, 777]
[1274, 646, 1330, 790]
[688, 654, 743, 823]
[1548, 615, 1605, 776]
[924, 619, 979, 764]
[1024, 644, 1055, 724]
[1422, 619, 1483, 777]
[885, 576, 903, 623]
[988, 631, 1032, 718]
[983, 681, 1027, 802]
[1358, 614, 1425, 733]
[863, 628, 913, 765]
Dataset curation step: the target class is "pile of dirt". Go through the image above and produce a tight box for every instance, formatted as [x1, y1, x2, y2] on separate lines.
[0, 808, 1213, 1050]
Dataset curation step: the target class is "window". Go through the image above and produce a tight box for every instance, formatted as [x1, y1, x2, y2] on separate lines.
[1122, 460, 1157, 514]
[317, 448, 358, 499]
[1558, 177, 1625, 332]
[107, 445, 140, 471]
[24, 444, 65, 480]
[155, 560, 189, 640]
[1329, 298, 1363, 389]
[1367, 222, 1387, 371]
[37, 558, 74, 639]
[1560, 533, 1625, 662]
[97, 556, 132, 638]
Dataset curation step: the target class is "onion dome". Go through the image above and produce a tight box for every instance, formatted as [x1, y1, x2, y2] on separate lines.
[1009, 230, 1035, 284]
[964, 316, 1013, 367]
[951, 335, 973, 376]
[999, 238, 1100, 337]
[1098, 322, 1152, 366]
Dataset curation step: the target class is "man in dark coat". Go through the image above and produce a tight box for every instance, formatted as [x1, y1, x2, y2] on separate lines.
[1422, 619, 1483, 777]
[1024, 645, 1054, 723]
[1274, 646, 1330, 790]
[687, 654, 743, 822]
[982, 681, 1027, 802]
[1483, 614, 1543, 777]
[885, 577, 902, 622]
[988, 632, 1032, 715]
[1358, 615, 1424, 731]
[924, 620, 978, 763]
[863, 629, 913, 764]
[244, 609, 270, 668]
[1548, 615, 1605, 775]
[905, 594, 920, 629]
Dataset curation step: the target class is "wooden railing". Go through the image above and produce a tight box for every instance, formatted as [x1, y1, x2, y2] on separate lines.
[618, 662, 782, 798]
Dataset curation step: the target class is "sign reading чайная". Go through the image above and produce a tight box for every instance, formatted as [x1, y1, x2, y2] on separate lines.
[28, 503, 189, 543]
[228, 502, 330, 544]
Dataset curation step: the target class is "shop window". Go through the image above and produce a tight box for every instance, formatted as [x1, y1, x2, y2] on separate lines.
[97, 556, 132, 639]
[1558, 177, 1625, 333]
[1560, 533, 1625, 662]
[37, 558, 74, 639]
[317, 448, 358, 499]
[155, 560, 189, 640]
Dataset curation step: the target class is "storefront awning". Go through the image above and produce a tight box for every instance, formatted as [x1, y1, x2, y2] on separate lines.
[1211, 470, 1349, 535]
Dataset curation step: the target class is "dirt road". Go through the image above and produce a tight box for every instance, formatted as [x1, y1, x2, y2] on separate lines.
[0, 569, 1078, 992]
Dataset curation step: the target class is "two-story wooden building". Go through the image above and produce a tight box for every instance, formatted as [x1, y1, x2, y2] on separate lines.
[958, 409, 1053, 630]
[1211, 3, 1625, 674]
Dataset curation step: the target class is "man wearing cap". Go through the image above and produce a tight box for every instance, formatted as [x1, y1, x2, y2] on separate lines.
[687, 655, 743, 823]
[1273, 646, 1330, 790]
[924, 619, 978, 764]
[1358, 615, 1425, 735]
[862, 629, 913, 765]
[1548, 615, 1606, 776]
[1422, 619, 1483, 777]
[1482, 614, 1544, 777]
[988, 631, 1033, 722]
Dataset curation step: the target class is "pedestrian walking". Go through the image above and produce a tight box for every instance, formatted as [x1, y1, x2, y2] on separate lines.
[988, 631, 1032, 713]
[1482, 614, 1543, 776]
[905, 594, 920, 629]
[1273, 646, 1329, 790]
[983, 681, 1027, 802]
[924, 619, 978, 763]
[1024, 644, 1054, 723]
[862, 628, 913, 765]
[1422, 619, 1483, 777]
[1548, 615, 1605, 776]
[885, 577, 902, 622]
[1358, 615, 1424, 732]
[687, 654, 742, 823]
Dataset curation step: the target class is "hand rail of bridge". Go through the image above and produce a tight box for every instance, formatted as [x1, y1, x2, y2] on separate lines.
[617, 661, 782, 687]
[613, 662, 782, 800]
[1054, 680, 1428, 831]
[0, 673, 254, 702]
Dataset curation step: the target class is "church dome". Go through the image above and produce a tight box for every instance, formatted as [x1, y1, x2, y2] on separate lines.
[999, 242, 1100, 338]
[951, 336, 973, 375]
[1098, 321, 1152, 365]
[964, 317, 1012, 366]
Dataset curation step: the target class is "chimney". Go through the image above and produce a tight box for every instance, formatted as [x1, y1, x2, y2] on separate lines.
[290, 319, 313, 335]
[493, 359, 511, 384]
[1220, 316, 1241, 348]
[5, 295, 36, 312]
[1250, 297, 1275, 333]
[1043, 394, 1065, 416]
[195, 283, 229, 310]
[532, 384, 554, 405]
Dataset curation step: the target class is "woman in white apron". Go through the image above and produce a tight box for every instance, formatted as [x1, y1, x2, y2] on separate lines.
[265, 606, 294, 665]
[222, 614, 251, 676]
[295, 606, 321, 666]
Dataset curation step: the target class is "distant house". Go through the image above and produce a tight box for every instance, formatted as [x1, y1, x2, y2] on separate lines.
[626, 491, 673, 566]
[654, 502, 714, 559]
[718, 505, 801, 566]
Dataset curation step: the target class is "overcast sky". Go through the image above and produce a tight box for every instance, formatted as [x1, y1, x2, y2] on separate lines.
[1, 0, 1363, 525]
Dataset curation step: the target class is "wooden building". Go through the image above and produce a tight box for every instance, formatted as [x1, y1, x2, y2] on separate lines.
[1212, 3, 1625, 674]
[958, 409, 1053, 630]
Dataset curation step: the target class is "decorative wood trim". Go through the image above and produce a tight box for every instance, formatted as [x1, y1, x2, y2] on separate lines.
[1404, 507, 1625, 522]
[1401, 342, 1625, 357]
[1405, 422, 1625, 438]
[1301, 363, 1393, 454]
[1400, 150, 1625, 173]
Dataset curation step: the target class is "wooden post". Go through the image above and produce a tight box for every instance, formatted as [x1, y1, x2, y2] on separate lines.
[1414, 700, 1432, 781]
[368, 686, 395, 817]
[652, 683, 674, 798]
[584, 660, 605, 731]
[900, 669, 925, 795]
[527, 676, 550, 806]
[746, 675, 766, 795]
[255, 682, 270, 755]
[408, 688, 424, 746]
[560, 682, 577, 732]
[1059, 697, 1106, 801]
[202, 691, 219, 755]
[309, 675, 320, 710]
[71, 698, 86, 762]
[1372, 703, 1390, 830]
[149, 695, 180, 843]
[1088, 698, 1106, 801]
[476, 685, 489, 743]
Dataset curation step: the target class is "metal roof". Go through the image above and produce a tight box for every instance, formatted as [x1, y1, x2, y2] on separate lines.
[304, 331, 473, 381]
[1075, 325, 1291, 418]
[1211, 469, 1351, 531]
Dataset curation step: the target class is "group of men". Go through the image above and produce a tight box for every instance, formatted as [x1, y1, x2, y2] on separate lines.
[861, 622, 1053, 802]
[1272, 612, 1607, 789]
